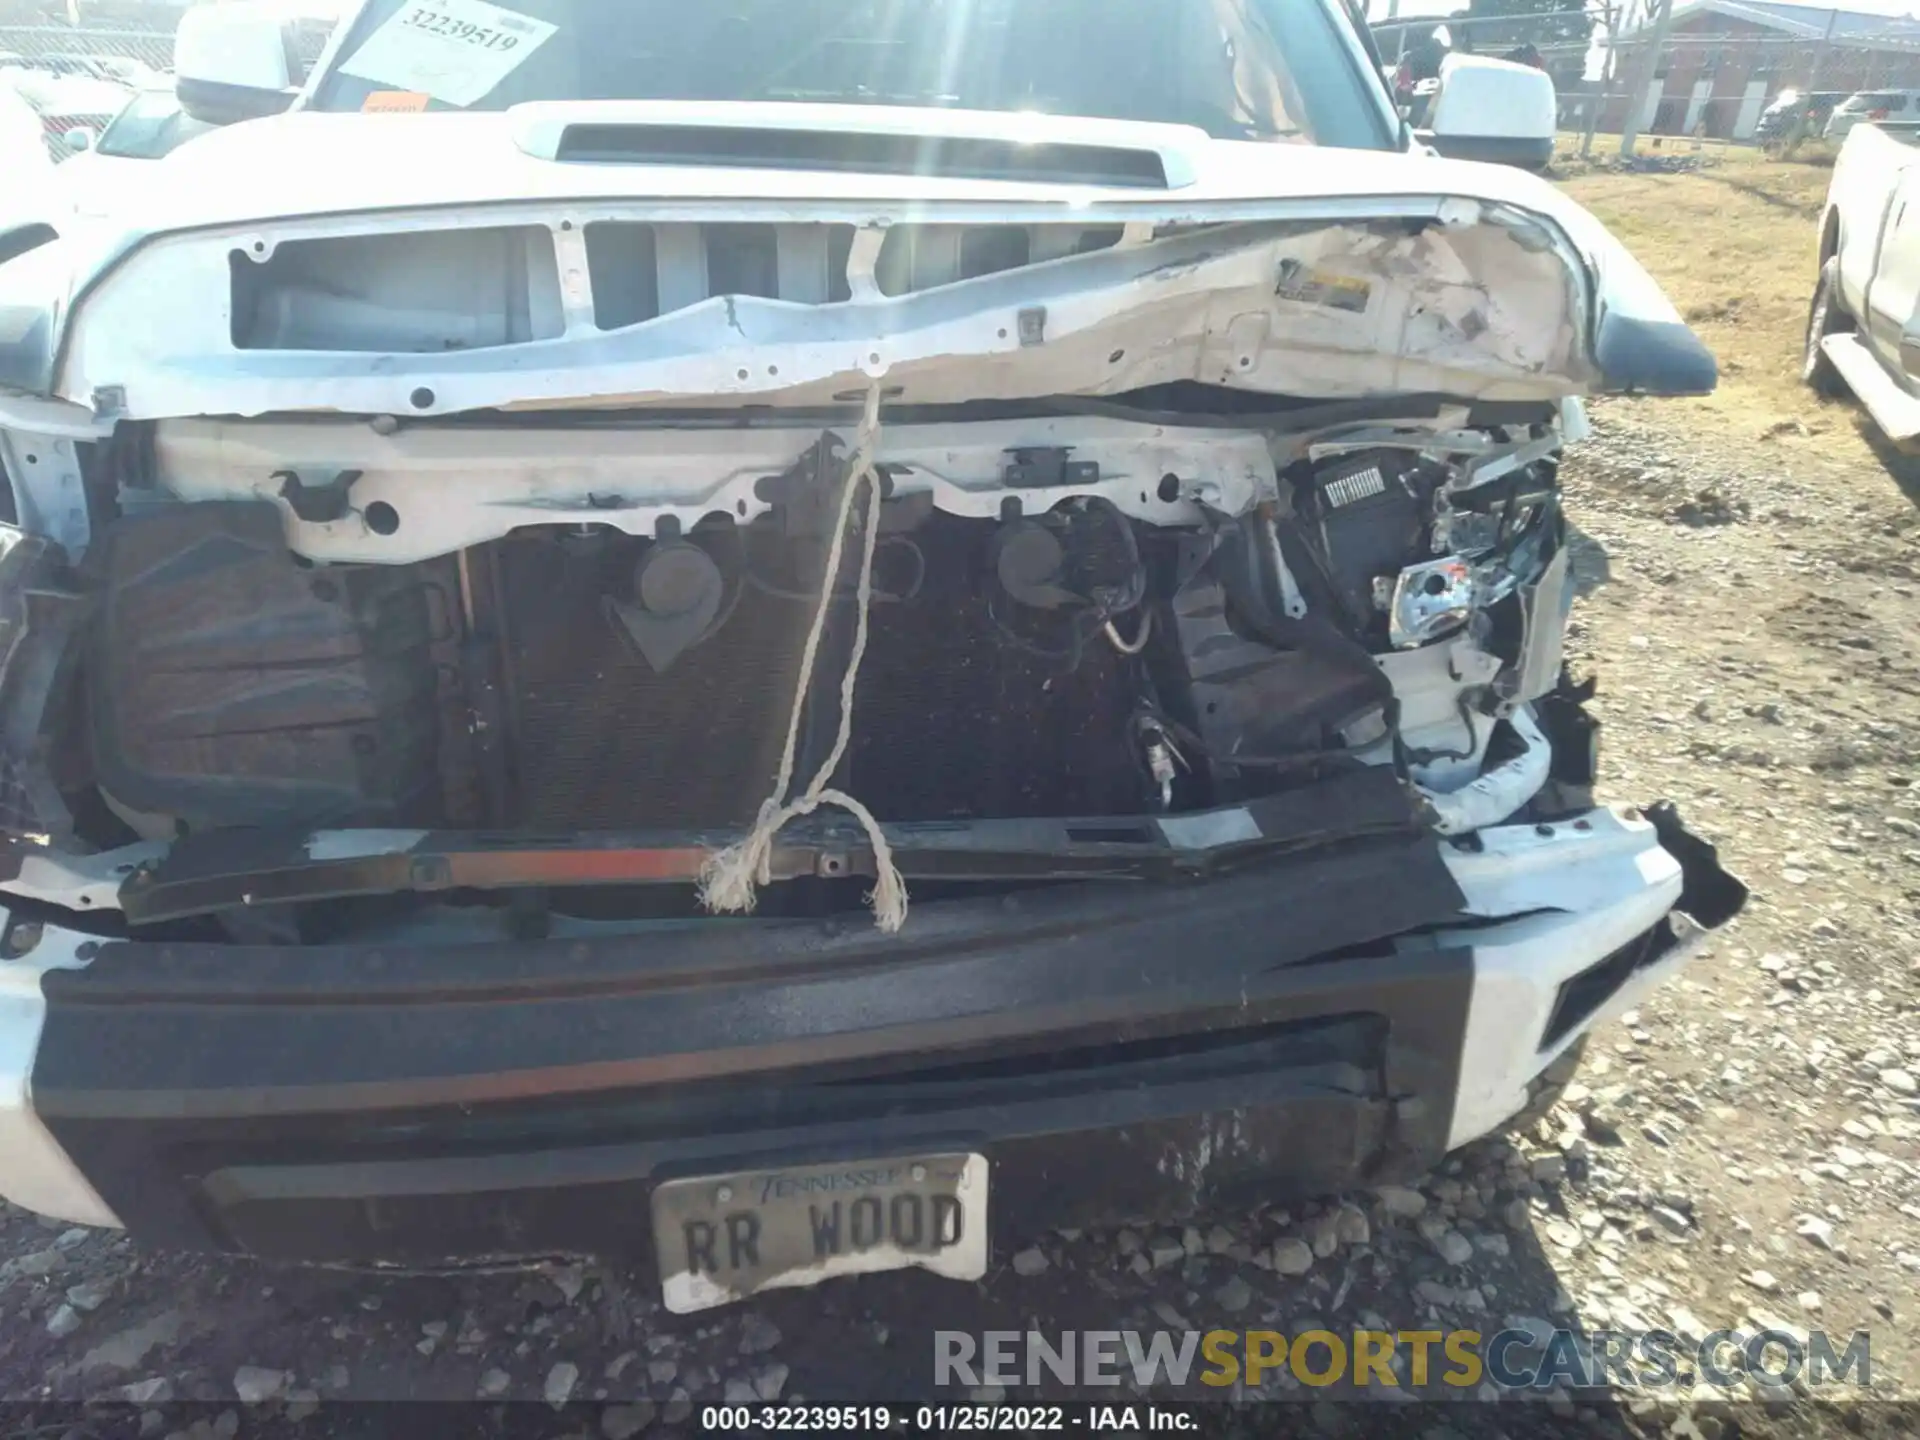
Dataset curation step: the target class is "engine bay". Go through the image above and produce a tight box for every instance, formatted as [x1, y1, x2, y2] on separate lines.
[0, 391, 1590, 938]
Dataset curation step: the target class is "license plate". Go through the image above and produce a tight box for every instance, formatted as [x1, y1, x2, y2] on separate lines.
[651, 1152, 988, 1314]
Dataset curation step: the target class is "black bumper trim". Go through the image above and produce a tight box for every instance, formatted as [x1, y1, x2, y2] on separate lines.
[38, 834, 1461, 1115]
[35, 834, 1473, 1262]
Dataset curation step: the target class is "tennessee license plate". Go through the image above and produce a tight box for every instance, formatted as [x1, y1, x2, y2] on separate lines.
[651, 1152, 988, 1314]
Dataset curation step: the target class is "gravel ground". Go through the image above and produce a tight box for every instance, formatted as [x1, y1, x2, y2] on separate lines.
[0, 401, 1915, 1439]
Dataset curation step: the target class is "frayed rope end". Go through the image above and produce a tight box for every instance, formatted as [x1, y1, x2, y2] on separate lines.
[697, 829, 775, 917]
[864, 856, 909, 934]
[698, 816, 910, 934]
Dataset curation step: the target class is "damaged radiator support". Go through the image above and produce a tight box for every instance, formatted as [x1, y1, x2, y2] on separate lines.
[61, 402, 1586, 936]
[489, 525, 1150, 835]
[111, 766, 1432, 925]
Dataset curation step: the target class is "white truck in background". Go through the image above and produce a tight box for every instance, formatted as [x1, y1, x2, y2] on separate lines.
[1806, 119, 1920, 446]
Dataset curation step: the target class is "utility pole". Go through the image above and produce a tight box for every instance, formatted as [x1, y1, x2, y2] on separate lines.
[1787, 10, 1840, 154]
[1582, 0, 1621, 158]
[1618, 0, 1678, 157]
[1804, 8, 1839, 93]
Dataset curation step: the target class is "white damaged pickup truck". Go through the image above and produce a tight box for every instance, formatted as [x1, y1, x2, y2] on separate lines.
[1806, 118, 1920, 447]
[0, 0, 1742, 1312]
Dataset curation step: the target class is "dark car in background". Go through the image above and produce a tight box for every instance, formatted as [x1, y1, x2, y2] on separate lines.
[1756, 89, 1846, 154]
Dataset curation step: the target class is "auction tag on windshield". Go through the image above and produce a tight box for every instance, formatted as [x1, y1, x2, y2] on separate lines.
[339, 0, 557, 109]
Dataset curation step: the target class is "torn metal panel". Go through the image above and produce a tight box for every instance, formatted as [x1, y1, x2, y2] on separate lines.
[0, 432, 88, 557]
[58, 216, 1590, 421]
[0, 843, 167, 913]
[1515, 546, 1574, 703]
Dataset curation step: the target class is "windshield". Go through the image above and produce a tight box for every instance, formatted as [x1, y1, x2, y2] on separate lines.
[311, 0, 1393, 148]
[97, 90, 204, 159]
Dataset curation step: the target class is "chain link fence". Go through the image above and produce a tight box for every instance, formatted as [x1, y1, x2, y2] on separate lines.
[0, 22, 172, 71]
[1372, 7, 1920, 165]
[1, 24, 173, 158]
[3, 16, 332, 159]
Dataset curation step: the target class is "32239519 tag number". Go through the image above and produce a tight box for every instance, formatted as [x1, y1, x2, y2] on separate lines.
[701, 1406, 897, 1430]
[400, 6, 522, 49]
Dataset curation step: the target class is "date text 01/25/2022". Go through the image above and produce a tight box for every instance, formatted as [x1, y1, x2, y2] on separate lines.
[651, 1153, 990, 1314]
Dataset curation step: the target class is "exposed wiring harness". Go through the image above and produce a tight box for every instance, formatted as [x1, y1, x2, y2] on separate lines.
[745, 534, 927, 606]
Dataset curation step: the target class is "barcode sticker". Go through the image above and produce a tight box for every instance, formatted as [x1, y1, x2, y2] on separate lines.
[338, 0, 557, 109]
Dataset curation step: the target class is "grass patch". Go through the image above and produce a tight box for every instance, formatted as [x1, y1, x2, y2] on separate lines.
[1553, 147, 1866, 459]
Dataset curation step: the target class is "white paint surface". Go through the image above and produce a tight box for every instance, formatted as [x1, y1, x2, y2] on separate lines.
[4, 844, 166, 913]
[1436, 810, 1689, 1148]
[1418, 703, 1552, 837]
[61, 213, 1587, 424]
[155, 416, 1277, 566]
[1444, 804, 1679, 921]
[1429, 55, 1556, 144]
[0, 915, 123, 1227]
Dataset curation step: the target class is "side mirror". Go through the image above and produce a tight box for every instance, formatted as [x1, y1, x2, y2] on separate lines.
[1417, 54, 1555, 171]
[61, 126, 95, 153]
[1408, 77, 1441, 130]
[173, 1, 298, 126]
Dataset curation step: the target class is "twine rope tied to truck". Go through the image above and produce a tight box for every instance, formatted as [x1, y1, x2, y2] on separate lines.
[698, 384, 910, 933]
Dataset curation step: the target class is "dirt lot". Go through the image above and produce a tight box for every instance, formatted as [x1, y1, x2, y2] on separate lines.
[0, 150, 1915, 1437]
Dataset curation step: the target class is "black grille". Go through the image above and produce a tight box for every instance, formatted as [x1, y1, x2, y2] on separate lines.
[499, 536, 805, 832]
[495, 525, 1144, 831]
[845, 523, 1141, 822]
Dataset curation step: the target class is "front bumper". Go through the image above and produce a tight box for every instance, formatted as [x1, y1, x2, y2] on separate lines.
[0, 804, 1741, 1269]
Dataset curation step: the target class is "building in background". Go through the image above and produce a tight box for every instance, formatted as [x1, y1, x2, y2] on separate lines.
[1600, 0, 1920, 139]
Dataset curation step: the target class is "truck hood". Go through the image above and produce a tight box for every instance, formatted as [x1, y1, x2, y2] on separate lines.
[0, 103, 1712, 424]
